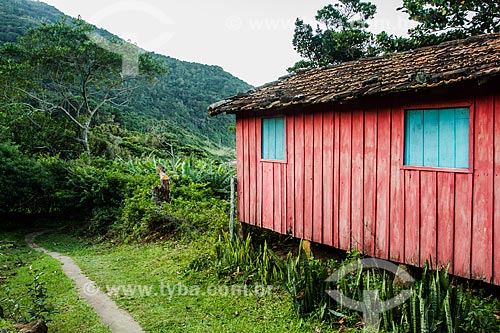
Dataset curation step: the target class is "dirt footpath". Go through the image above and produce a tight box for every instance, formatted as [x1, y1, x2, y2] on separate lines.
[25, 231, 145, 333]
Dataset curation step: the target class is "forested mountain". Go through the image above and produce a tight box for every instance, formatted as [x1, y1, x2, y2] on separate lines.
[121, 56, 251, 150]
[0, 0, 63, 43]
[0, 0, 251, 152]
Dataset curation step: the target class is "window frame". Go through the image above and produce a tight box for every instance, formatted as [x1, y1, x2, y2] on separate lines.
[400, 102, 474, 174]
[259, 116, 287, 163]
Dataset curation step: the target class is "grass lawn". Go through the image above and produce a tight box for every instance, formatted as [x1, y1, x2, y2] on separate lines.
[0, 231, 111, 333]
[37, 231, 341, 333]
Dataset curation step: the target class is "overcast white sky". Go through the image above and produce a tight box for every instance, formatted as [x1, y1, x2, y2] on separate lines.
[40, 0, 414, 86]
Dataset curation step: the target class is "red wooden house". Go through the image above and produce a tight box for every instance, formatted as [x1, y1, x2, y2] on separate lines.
[209, 34, 500, 284]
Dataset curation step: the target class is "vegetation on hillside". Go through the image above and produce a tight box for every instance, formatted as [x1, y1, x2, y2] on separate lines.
[0, 13, 239, 224]
[2, 19, 167, 154]
[121, 55, 249, 149]
[0, 0, 63, 43]
[0, 0, 251, 152]
[0, 0, 246, 229]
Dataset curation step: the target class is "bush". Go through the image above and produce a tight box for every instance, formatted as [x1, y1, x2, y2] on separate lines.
[404, 264, 500, 333]
[116, 179, 230, 241]
[116, 186, 184, 241]
[0, 318, 15, 332]
[1, 268, 56, 324]
[282, 246, 341, 318]
[2, 151, 234, 240]
[0, 142, 51, 214]
[213, 234, 283, 285]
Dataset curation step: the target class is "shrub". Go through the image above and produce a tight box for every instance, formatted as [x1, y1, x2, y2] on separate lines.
[116, 186, 185, 241]
[0, 318, 15, 332]
[2, 151, 234, 240]
[405, 264, 500, 333]
[1, 269, 56, 324]
[213, 234, 284, 285]
[282, 246, 339, 318]
[0, 142, 50, 214]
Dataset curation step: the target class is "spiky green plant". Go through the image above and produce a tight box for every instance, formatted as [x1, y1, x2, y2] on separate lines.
[213, 233, 284, 285]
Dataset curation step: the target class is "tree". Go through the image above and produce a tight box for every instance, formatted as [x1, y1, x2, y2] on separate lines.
[2, 19, 166, 154]
[292, 0, 500, 68]
[290, 0, 377, 71]
[378, 0, 500, 52]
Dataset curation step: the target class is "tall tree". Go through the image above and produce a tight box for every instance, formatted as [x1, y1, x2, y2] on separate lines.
[290, 0, 377, 71]
[292, 0, 500, 68]
[378, 0, 500, 52]
[2, 19, 166, 154]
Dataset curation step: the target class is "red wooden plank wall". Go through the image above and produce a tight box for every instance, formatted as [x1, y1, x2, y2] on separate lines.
[236, 92, 500, 284]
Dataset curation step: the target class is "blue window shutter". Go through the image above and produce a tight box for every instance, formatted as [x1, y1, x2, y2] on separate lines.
[438, 108, 455, 167]
[455, 108, 469, 168]
[405, 110, 424, 166]
[405, 107, 469, 168]
[423, 109, 439, 166]
[262, 118, 272, 158]
[262, 117, 285, 160]
[274, 117, 285, 160]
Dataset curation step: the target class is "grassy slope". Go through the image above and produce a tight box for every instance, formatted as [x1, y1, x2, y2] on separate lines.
[37, 232, 338, 333]
[0, 232, 110, 332]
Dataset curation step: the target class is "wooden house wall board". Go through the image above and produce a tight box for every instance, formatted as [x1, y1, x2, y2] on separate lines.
[472, 96, 494, 281]
[294, 112, 305, 238]
[436, 172, 454, 270]
[363, 109, 377, 256]
[272, 164, 280, 233]
[313, 112, 324, 244]
[304, 113, 314, 241]
[494, 93, 500, 285]
[322, 109, 335, 246]
[390, 108, 405, 263]
[339, 112, 353, 250]
[280, 163, 287, 233]
[333, 111, 341, 249]
[241, 116, 249, 224]
[454, 173, 473, 279]
[375, 109, 391, 260]
[248, 118, 257, 226]
[404, 170, 420, 266]
[286, 115, 295, 236]
[262, 162, 274, 230]
[236, 117, 244, 223]
[256, 117, 263, 228]
[351, 112, 365, 251]
[420, 171, 437, 268]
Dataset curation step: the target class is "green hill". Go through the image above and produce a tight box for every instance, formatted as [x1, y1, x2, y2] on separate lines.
[0, 0, 63, 43]
[120, 56, 250, 151]
[0, 0, 252, 153]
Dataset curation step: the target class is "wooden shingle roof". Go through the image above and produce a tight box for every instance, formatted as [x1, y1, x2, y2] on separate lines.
[209, 33, 500, 115]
